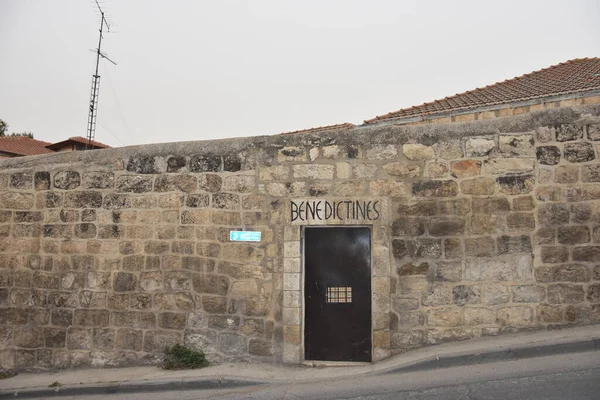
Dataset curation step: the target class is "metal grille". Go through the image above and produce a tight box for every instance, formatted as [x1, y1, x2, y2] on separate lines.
[326, 286, 352, 303]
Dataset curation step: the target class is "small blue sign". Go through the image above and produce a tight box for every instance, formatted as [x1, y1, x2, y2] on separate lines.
[230, 231, 262, 242]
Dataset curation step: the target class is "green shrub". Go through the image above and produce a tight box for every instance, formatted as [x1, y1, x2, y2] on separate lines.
[162, 344, 209, 370]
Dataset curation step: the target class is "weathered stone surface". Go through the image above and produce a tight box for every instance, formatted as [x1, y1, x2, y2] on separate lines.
[511, 285, 545, 303]
[44, 328, 67, 348]
[536, 146, 561, 165]
[482, 283, 509, 305]
[154, 175, 197, 192]
[392, 218, 425, 237]
[426, 307, 461, 327]
[435, 261, 461, 282]
[484, 159, 535, 175]
[223, 154, 243, 172]
[53, 171, 81, 190]
[113, 272, 136, 292]
[74, 310, 109, 327]
[450, 160, 481, 178]
[499, 134, 534, 156]
[464, 307, 494, 325]
[538, 204, 569, 226]
[547, 284, 585, 304]
[249, 339, 272, 356]
[223, 176, 255, 193]
[278, 146, 306, 162]
[588, 284, 600, 303]
[497, 175, 535, 195]
[143, 330, 181, 352]
[383, 163, 421, 178]
[369, 180, 408, 197]
[366, 145, 397, 160]
[496, 306, 533, 326]
[402, 144, 434, 160]
[471, 197, 509, 214]
[572, 246, 600, 262]
[540, 247, 569, 263]
[218, 333, 246, 354]
[428, 218, 465, 236]
[555, 124, 583, 141]
[465, 259, 511, 281]
[582, 165, 600, 182]
[34, 172, 51, 190]
[464, 237, 495, 257]
[11, 172, 33, 189]
[506, 213, 535, 230]
[564, 142, 596, 163]
[412, 180, 458, 197]
[67, 328, 92, 349]
[421, 285, 452, 306]
[158, 312, 188, 330]
[0, 192, 34, 209]
[426, 327, 477, 344]
[292, 165, 334, 180]
[555, 165, 579, 183]
[426, 162, 449, 178]
[65, 191, 103, 208]
[433, 140, 463, 160]
[127, 156, 163, 174]
[497, 235, 531, 254]
[453, 285, 480, 305]
[466, 138, 495, 157]
[558, 226, 590, 244]
[537, 304, 563, 322]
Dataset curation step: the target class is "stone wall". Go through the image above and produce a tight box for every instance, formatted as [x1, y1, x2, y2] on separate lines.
[0, 105, 599, 370]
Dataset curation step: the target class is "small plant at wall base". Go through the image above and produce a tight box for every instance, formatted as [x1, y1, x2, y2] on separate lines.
[162, 344, 209, 370]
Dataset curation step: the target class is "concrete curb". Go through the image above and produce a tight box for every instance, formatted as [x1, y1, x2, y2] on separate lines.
[0, 377, 266, 399]
[379, 338, 600, 374]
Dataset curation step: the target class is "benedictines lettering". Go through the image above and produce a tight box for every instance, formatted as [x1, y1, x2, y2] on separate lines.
[290, 200, 381, 222]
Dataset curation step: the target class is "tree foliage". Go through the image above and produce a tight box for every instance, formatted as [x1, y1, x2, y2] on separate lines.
[0, 119, 34, 138]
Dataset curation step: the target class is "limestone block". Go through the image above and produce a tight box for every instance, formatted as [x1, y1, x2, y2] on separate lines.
[547, 284, 585, 304]
[249, 339, 272, 356]
[564, 143, 596, 163]
[367, 145, 397, 160]
[555, 165, 579, 183]
[143, 330, 181, 353]
[391, 330, 424, 348]
[353, 163, 379, 179]
[511, 285, 546, 303]
[154, 292, 195, 311]
[435, 261, 462, 282]
[537, 305, 563, 323]
[192, 275, 229, 296]
[412, 180, 458, 197]
[198, 174, 223, 193]
[223, 176, 255, 193]
[497, 175, 535, 195]
[265, 182, 306, 197]
[383, 163, 421, 178]
[555, 124, 583, 141]
[230, 280, 259, 299]
[450, 160, 481, 178]
[484, 159, 535, 175]
[466, 138, 495, 157]
[0, 192, 34, 209]
[433, 140, 463, 160]
[463, 307, 494, 325]
[464, 237, 495, 257]
[34, 172, 50, 190]
[496, 306, 533, 326]
[292, 165, 334, 180]
[421, 285, 452, 306]
[499, 134, 534, 157]
[10, 172, 33, 189]
[277, 147, 306, 162]
[402, 144, 435, 160]
[426, 307, 462, 327]
[582, 165, 600, 182]
[259, 165, 289, 181]
[452, 285, 480, 305]
[482, 283, 509, 305]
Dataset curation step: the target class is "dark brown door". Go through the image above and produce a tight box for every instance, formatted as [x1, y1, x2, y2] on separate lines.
[304, 227, 372, 362]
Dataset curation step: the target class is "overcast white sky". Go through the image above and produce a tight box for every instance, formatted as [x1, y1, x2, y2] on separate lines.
[1, 0, 599, 147]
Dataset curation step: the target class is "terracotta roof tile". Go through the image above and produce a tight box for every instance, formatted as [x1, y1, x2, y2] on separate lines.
[278, 123, 355, 135]
[0, 137, 54, 156]
[46, 136, 111, 150]
[365, 58, 600, 124]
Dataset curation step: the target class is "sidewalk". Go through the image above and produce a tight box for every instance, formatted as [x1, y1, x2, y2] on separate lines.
[1, 324, 598, 398]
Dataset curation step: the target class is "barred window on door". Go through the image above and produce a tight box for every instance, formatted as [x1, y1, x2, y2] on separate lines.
[326, 286, 352, 303]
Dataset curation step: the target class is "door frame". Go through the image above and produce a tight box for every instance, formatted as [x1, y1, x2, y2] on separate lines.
[301, 225, 373, 364]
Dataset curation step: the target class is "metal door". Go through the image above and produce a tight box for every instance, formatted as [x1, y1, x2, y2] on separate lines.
[304, 227, 372, 362]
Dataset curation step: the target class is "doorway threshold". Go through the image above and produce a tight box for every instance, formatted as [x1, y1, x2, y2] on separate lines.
[303, 360, 372, 367]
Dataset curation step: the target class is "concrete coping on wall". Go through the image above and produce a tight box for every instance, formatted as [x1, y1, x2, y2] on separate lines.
[2, 105, 599, 171]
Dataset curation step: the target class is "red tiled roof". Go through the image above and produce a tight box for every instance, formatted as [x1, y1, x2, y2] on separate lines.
[46, 136, 111, 150]
[0, 136, 54, 156]
[278, 123, 355, 135]
[365, 57, 600, 124]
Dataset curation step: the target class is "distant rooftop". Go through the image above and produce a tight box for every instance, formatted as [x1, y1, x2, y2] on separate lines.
[365, 57, 600, 124]
[0, 136, 111, 158]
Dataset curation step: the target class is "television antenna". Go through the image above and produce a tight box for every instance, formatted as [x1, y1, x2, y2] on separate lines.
[86, 0, 117, 149]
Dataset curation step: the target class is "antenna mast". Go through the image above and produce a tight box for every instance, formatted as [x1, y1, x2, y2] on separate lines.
[86, 0, 116, 149]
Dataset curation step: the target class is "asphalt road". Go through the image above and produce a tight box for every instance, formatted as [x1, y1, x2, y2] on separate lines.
[34, 350, 600, 399]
